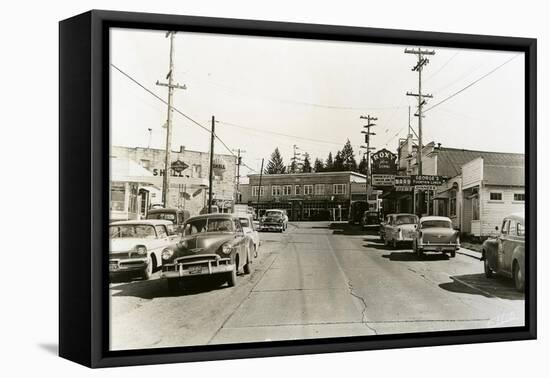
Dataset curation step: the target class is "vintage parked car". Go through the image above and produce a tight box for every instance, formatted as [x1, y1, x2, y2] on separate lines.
[238, 213, 260, 257]
[379, 214, 390, 242]
[160, 214, 254, 292]
[259, 209, 288, 232]
[412, 216, 460, 258]
[361, 210, 381, 228]
[109, 219, 176, 281]
[146, 207, 190, 235]
[382, 213, 419, 248]
[481, 213, 525, 291]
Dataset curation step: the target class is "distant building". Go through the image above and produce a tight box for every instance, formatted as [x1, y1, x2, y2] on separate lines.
[110, 145, 237, 219]
[239, 171, 367, 221]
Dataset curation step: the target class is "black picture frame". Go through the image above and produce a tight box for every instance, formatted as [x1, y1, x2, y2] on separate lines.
[59, 9, 537, 368]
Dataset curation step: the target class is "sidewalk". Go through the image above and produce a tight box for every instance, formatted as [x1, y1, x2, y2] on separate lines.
[458, 242, 483, 260]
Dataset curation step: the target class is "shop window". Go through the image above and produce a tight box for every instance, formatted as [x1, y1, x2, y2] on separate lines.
[490, 192, 503, 201]
[514, 193, 525, 201]
[110, 183, 125, 211]
[333, 184, 346, 195]
[304, 185, 313, 195]
[272, 186, 282, 196]
[449, 190, 457, 217]
[472, 195, 480, 220]
[252, 186, 264, 197]
[315, 184, 325, 195]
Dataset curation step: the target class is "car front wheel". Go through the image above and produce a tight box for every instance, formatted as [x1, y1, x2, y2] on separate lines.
[227, 266, 237, 287]
[513, 261, 524, 292]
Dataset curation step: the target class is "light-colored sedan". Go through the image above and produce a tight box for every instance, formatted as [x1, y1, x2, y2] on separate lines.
[238, 214, 260, 257]
[109, 219, 176, 281]
[383, 213, 419, 249]
[412, 216, 460, 258]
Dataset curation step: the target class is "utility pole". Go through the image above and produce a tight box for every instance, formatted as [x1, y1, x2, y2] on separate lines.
[208, 116, 216, 214]
[233, 148, 246, 203]
[360, 114, 377, 179]
[257, 158, 264, 218]
[147, 128, 152, 149]
[405, 47, 435, 216]
[156, 31, 187, 207]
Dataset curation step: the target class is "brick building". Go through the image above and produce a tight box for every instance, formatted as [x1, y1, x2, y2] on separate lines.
[239, 171, 367, 221]
[110, 145, 237, 219]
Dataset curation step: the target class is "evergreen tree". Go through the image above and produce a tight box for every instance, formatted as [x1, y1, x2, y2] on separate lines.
[313, 157, 324, 172]
[333, 151, 345, 171]
[358, 154, 368, 175]
[289, 159, 298, 174]
[265, 147, 286, 174]
[325, 152, 334, 172]
[301, 153, 312, 173]
[341, 140, 358, 171]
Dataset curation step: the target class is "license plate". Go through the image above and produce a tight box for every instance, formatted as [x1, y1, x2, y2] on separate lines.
[188, 265, 202, 274]
[109, 262, 119, 271]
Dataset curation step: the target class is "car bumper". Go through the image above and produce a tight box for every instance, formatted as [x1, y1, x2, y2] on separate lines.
[161, 255, 234, 279]
[418, 243, 460, 252]
[109, 258, 148, 274]
[259, 224, 283, 231]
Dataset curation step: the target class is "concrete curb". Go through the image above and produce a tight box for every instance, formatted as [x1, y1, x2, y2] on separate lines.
[457, 248, 482, 260]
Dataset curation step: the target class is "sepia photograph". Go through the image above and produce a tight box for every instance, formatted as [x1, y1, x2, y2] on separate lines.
[108, 27, 526, 351]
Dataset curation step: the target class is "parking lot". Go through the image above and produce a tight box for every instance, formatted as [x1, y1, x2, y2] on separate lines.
[109, 221, 525, 351]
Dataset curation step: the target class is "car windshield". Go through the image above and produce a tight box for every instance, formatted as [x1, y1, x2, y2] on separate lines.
[395, 215, 418, 225]
[147, 212, 176, 222]
[110, 224, 157, 239]
[420, 220, 452, 229]
[265, 211, 282, 217]
[184, 218, 234, 235]
[239, 218, 250, 228]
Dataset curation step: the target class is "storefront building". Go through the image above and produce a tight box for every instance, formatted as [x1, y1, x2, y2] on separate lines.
[110, 145, 237, 220]
[384, 134, 524, 238]
[239, 171, 367, 221]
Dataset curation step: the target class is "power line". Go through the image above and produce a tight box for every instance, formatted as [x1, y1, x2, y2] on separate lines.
[424, 54, 520, 113]
[217, 120, 343, 146]
[424, 52, 459, 83]
[109, 63, 264, 175]
[180, 73, 406, 112]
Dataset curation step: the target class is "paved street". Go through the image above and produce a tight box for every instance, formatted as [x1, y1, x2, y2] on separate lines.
[110, 221, 524, 351]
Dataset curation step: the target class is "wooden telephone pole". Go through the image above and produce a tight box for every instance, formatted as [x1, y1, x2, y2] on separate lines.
[156, 31, 186, 207]
[405, 47, 435, 215]
[360, 114, 377, 199]
[208, 116, 216, 213]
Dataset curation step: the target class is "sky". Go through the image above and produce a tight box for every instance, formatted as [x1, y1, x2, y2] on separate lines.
[110, 27, 525, 177]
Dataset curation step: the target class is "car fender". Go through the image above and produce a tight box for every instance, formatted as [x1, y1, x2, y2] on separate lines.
[511, 244, 525, 275]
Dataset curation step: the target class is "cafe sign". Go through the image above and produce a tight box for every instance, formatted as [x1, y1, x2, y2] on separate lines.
[371, 148, 398, 175]
[411, 175, 448, 186]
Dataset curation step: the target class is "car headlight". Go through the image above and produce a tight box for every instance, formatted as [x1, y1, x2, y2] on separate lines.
[161, 249, 174, 260]
[221, 244, 232, 255]
[135, 245, 147, 255]
[278, 219, 283, 223]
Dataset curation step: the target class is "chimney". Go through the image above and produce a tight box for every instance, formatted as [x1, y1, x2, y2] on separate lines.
[179, 145, 185, 153]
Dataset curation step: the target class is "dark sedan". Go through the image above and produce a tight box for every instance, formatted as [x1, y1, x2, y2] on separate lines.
[482, 213, 525, 291]
[160, 214, 254, 292]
